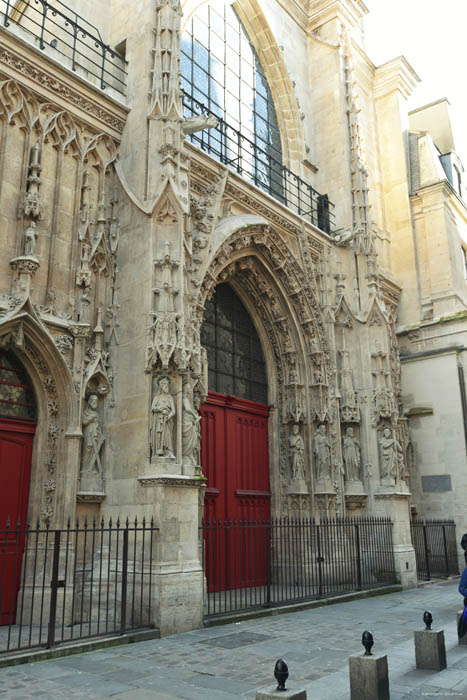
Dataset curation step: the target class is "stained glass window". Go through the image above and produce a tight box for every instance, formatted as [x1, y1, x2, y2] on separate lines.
[0, 351, 37, 421]
[201, 284, 268, 403]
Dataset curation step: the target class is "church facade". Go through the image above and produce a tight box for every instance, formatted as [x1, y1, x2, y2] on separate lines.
[0, 0, 465, 636]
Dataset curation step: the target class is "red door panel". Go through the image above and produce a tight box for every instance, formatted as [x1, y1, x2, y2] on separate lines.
[201, 392, 270, 591]
[0, 419, 36, 625]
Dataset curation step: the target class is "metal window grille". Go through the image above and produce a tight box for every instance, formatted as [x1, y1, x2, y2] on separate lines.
[181, 3, 334, 232]
[410, 519, 459, 581]
[0, 517, 158, 655]
[202, 516, 396, 619]
[1, 0, 127, 94]
[201, 283, 268, 403]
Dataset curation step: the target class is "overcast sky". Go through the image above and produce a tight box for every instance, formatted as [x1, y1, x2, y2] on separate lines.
[363, 0, 467, 163]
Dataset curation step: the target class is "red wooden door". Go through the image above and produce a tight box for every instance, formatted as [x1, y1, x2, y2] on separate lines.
[201, 392, 270, 591]
[0, 419, 36, 625]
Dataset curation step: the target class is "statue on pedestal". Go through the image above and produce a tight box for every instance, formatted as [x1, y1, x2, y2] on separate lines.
[23, 221, 38, 257]
[313, 423, 331, 482]
[182, 381, 201, 466]
[81, 393, 104, 474]
[150, 375, 176, 458]
[379, 426, 404, 483]
[289, 423, 305, 481]
[343, 426, 361, 481]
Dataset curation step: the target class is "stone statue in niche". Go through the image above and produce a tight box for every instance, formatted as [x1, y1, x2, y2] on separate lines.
[342, 426, 361, 481]
[150, 375, 176, 458]
[77, 286, 92, 324]
[23, 221, 38, 257]
[379, 426, 404, 484]
[181, 381, 201, 466]
[81, 394, 105, 473]
[313, 423, 331, 482]
[289, 423, 306, 481]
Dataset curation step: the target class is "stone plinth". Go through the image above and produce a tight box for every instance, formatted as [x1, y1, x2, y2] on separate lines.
[287, 478, 309, 495]
[345, 481, 367, 510]
[457, 611, 467, 645]
[256, 688, 307, 700]
[414, 629, 447, 671]
[9, 256, 40, 297]
[349, 654, 389, 700]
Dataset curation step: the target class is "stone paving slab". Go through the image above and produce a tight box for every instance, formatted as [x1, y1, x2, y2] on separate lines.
[1, 580, 467, 699]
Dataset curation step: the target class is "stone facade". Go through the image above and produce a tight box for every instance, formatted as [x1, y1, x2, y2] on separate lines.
[1, 0, 464, 634]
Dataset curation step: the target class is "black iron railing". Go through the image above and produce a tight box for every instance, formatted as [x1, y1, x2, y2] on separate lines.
[411, 519, 459, 581]
[0, 517, 158, 655]
[1, 0, 127, 93]
[183, 91, 334, 233]
[202, 516, 395, 619]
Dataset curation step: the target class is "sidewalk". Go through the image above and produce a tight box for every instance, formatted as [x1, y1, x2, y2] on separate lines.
[0, 580, 466, 699]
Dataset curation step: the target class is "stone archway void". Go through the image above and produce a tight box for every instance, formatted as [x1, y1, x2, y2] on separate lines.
[200, 284, 270, 590]
[0, 349, 37, 624]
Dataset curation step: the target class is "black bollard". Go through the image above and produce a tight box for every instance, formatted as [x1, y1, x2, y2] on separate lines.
[362, 630, 374, 656]
[423, 610, 433, 630]
[274, 659, 289, 691]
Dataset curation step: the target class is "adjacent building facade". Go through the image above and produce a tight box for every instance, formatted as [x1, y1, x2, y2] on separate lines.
[0, 0, 465, 635]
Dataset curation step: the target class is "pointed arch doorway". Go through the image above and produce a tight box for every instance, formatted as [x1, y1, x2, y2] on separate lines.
[0, 349, 37, 624]
[200, 284, 270, 590]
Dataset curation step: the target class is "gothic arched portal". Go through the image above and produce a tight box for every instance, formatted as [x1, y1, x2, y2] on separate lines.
[200, 282, 271, 592]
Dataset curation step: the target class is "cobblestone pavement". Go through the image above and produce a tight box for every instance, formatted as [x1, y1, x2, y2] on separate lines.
[1, 581, 467, 699]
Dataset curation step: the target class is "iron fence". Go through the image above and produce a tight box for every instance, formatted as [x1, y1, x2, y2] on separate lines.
[202, 516, 396, 619]
[182, 90, 334, 233]
[411, 519, 459, 581]
[1, 0, 127, 93]
[0, 517, 158, 655]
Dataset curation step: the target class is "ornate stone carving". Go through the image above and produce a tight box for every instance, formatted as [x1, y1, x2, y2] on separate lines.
[21, 143, 44, 220]
[336, 28, 375, 256]
[371, 343, 396, 426]
[339, 355, 359, 423]
[181, 380, 201, 468]
[22, 337, 59, 524]
[150, 375, 176, 459]
[54, 333, 73, 355]
[342, 426, 361, 481]
[0, 53, 126, 133]
[149, 0, 183, 121]
[146, 243, 180, 371]
[288, 424, 308, 494]
[313, 423, 332, 484]
[23, 221, 38, 257]
[81, 393, 105, 475]
[379, 426, 404, 486]
[10, 255, 40, 296]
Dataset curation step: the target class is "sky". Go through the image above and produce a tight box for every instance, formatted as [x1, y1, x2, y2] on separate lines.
[362, 0, 467, 163]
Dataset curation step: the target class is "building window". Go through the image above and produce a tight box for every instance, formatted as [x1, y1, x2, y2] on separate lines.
[181, 2, 283, 200]
[201, 283, 268, 404]
[454, 165, 463, 198]
[462, 247, 467, 281]
[0, 351, 37, 421]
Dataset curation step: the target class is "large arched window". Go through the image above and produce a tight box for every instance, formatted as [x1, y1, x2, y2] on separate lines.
[181, 2, 283, 200]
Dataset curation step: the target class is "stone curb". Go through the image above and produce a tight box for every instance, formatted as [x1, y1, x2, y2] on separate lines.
[0, 628, 159, 669]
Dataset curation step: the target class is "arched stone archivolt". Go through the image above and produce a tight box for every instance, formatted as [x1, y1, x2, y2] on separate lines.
[180, 0, 307, 173]
[0, 306, 80, 526]
[197, 223, 331, 382]
[196, 223, 331, 515]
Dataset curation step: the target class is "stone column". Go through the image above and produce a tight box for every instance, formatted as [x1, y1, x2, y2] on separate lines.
[137, 477, 204, 635]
